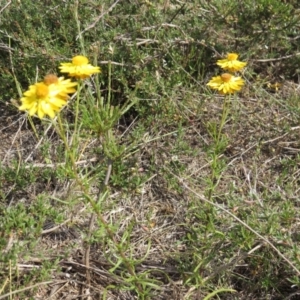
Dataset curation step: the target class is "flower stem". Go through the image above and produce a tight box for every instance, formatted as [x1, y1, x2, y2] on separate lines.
[217, 95, 230, 142]
[107, 60, 112, 107]
[73, 81, 82, 148]
[207, 95, 230, 202]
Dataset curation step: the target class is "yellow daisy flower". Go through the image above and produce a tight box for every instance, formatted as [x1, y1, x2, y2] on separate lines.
[59, 55, 101, 79]
[43, 74, 77, 99]
[207, 73, 245, 94]
[217, 53, 247, 72]
[19, 75, 77, 119]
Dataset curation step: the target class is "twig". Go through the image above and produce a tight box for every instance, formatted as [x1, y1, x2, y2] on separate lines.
[41, 206, 86, 235]
[0, 42, 13, 51]
[99, 60, 125, 66]
[253, 52, 300, 62]
[77, 0, 121, 39]
[24, 157, 99, 169]
[2, 116, 26, 164]
[0, 0, 11, 14]
[284, 290, 300, 300]
[0, 280, 61, 300]
[168, 1, 186, 23]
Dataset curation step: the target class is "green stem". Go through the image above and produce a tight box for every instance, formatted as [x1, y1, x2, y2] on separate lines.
[207, 95, 231, 201]
[27, 116, 39, 140]
[203, 288, 236, 300]
[217, 95, 230, 143]
[107, 60, 112, 106]
[72, 81, 82, 149]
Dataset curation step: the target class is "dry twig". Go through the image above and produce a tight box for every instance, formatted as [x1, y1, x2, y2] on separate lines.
[77, 0, 121, 39]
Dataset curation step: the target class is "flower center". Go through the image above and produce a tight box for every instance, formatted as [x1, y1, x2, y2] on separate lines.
[227, 53, 238, 61]
[44, 74, 58, 85]
[35, 83, 49, 98]
[72, 55, 89, 66]
[221, 73, 232, 82]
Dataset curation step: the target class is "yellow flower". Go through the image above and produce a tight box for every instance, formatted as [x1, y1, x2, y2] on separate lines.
[59, 55, 101, 79]
[19, 75, 77, 119]
[207, 73, 244, 94]
[217, 53, 247, 72]
[43, 74, 77, 99]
